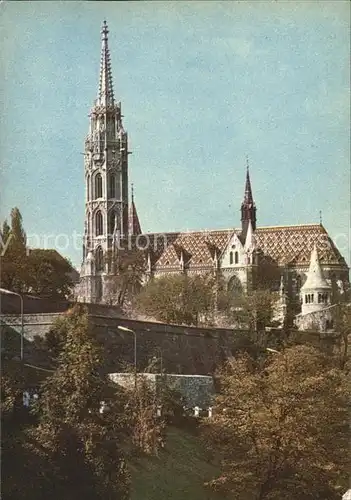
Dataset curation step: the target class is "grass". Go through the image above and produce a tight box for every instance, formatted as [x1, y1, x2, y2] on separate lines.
[129, 427, 223, 500]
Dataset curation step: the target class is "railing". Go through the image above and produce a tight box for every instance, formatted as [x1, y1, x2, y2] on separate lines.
[21, 392, 215, 418]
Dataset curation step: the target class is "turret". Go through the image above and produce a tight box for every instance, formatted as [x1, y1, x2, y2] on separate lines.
[300, 245, 331, 314]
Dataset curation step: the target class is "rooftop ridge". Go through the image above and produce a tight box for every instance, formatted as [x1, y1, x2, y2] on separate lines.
[142, 223, 325, 237]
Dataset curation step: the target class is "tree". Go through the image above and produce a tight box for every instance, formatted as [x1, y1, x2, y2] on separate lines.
[202, 345, 349, 499]
[31, 310, 80, 369]
[333, 303, 351, 371]
[31, 306, 130, 499]
[0, 208, 74, 299]
[1, 358, 54, 500]
[222, 288, 275, 331]
[0, 207, 27, 292]
[135, 273, 217, 326]
[123, 376, 166, 456]
[105, 244, 146, 307]
[25, 249, 74, 299]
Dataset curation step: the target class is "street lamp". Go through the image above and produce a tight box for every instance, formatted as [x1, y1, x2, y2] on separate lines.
[118, 325, 137, 389]
[0, 288, 24, 361]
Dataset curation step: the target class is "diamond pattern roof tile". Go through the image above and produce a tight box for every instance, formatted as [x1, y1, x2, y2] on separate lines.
[143, 224, 347, 270]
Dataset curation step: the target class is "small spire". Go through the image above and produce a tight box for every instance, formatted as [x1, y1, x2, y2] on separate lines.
[319, 210, 322, 225]
[244, 219, 255, 250]
[244, 158, 253, 204]
[97, 20, 114, 106]
[128, 186, 142, 236]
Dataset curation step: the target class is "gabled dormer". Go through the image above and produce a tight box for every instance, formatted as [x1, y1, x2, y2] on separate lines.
[220, 231, 245, 268]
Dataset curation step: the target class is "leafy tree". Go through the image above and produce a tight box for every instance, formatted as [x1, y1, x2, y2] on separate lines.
[25, 249, 74, 299]
[255, 253, 281, 290]
[1, 207, 27, 292]
[135, 273, 217, 326]
[31, 310, 79, 369]
[124, 376, 166, 456]
[222, 288, 275, 331]
[333, 303, 351, 371]
[202, 345, 349, 499]
[1, 208, 74, 299]
[1, 359, 53, 500]
[31, 306, 130, 499]
[105, 244, 146, 306]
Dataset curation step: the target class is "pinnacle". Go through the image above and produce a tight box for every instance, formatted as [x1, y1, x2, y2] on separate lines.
[97, 20, 115, 106]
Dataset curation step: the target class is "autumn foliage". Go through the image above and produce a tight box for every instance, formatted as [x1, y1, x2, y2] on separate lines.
[202, 344, 349, 499]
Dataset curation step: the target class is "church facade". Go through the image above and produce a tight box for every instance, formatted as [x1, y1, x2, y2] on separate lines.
[77, 22, 349, 328]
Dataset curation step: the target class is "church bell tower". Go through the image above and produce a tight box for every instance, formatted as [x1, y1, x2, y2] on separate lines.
[79, 21, 130, 302]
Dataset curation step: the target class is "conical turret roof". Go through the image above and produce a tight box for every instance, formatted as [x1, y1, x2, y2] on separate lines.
[301, 245, 330, 290]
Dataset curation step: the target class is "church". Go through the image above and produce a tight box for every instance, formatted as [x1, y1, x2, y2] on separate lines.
[77, 22, 349, 330]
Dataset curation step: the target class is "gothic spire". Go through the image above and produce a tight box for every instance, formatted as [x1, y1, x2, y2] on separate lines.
[97, 20, 114, 106]
[241, 157, 257, 237]
[244, 157, 254, 204]
[128, 184, 142, 235]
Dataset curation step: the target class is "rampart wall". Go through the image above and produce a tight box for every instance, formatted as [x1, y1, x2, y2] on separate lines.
[1, 301, 338, 375]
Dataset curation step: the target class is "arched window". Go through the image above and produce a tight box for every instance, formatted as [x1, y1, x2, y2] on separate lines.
[86, 175, 90, 201]
[108, 210, 117, 236]
[108, 173, 116, 198]
[296, 275, 302, 293]
[234, 251, 239, 264]
[95, 173, 102, 199]
[116, 173, 121, 200]
[95, 246, 104, 272]
[229, 252, 233, 264]
[95, 210, 103, 236]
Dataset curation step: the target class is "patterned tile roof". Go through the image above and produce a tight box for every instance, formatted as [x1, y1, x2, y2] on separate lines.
[255, 224, 346, 267]
[141, 224, 347, 269]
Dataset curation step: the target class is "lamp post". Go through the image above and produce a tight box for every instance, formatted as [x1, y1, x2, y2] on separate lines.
[0, 288, 24, 361]
[118, 325, 137, 389]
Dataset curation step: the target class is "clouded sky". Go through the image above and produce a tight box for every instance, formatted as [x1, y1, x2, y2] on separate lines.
[0, 1, 350, 267]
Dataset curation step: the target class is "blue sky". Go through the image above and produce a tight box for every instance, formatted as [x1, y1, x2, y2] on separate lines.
[0, 1, 350, 268]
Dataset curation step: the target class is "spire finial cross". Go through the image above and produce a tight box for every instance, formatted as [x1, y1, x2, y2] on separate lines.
[246, 155, 249, 172]
[319, 210, 322, 225]
[131, 183, 134, 202]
